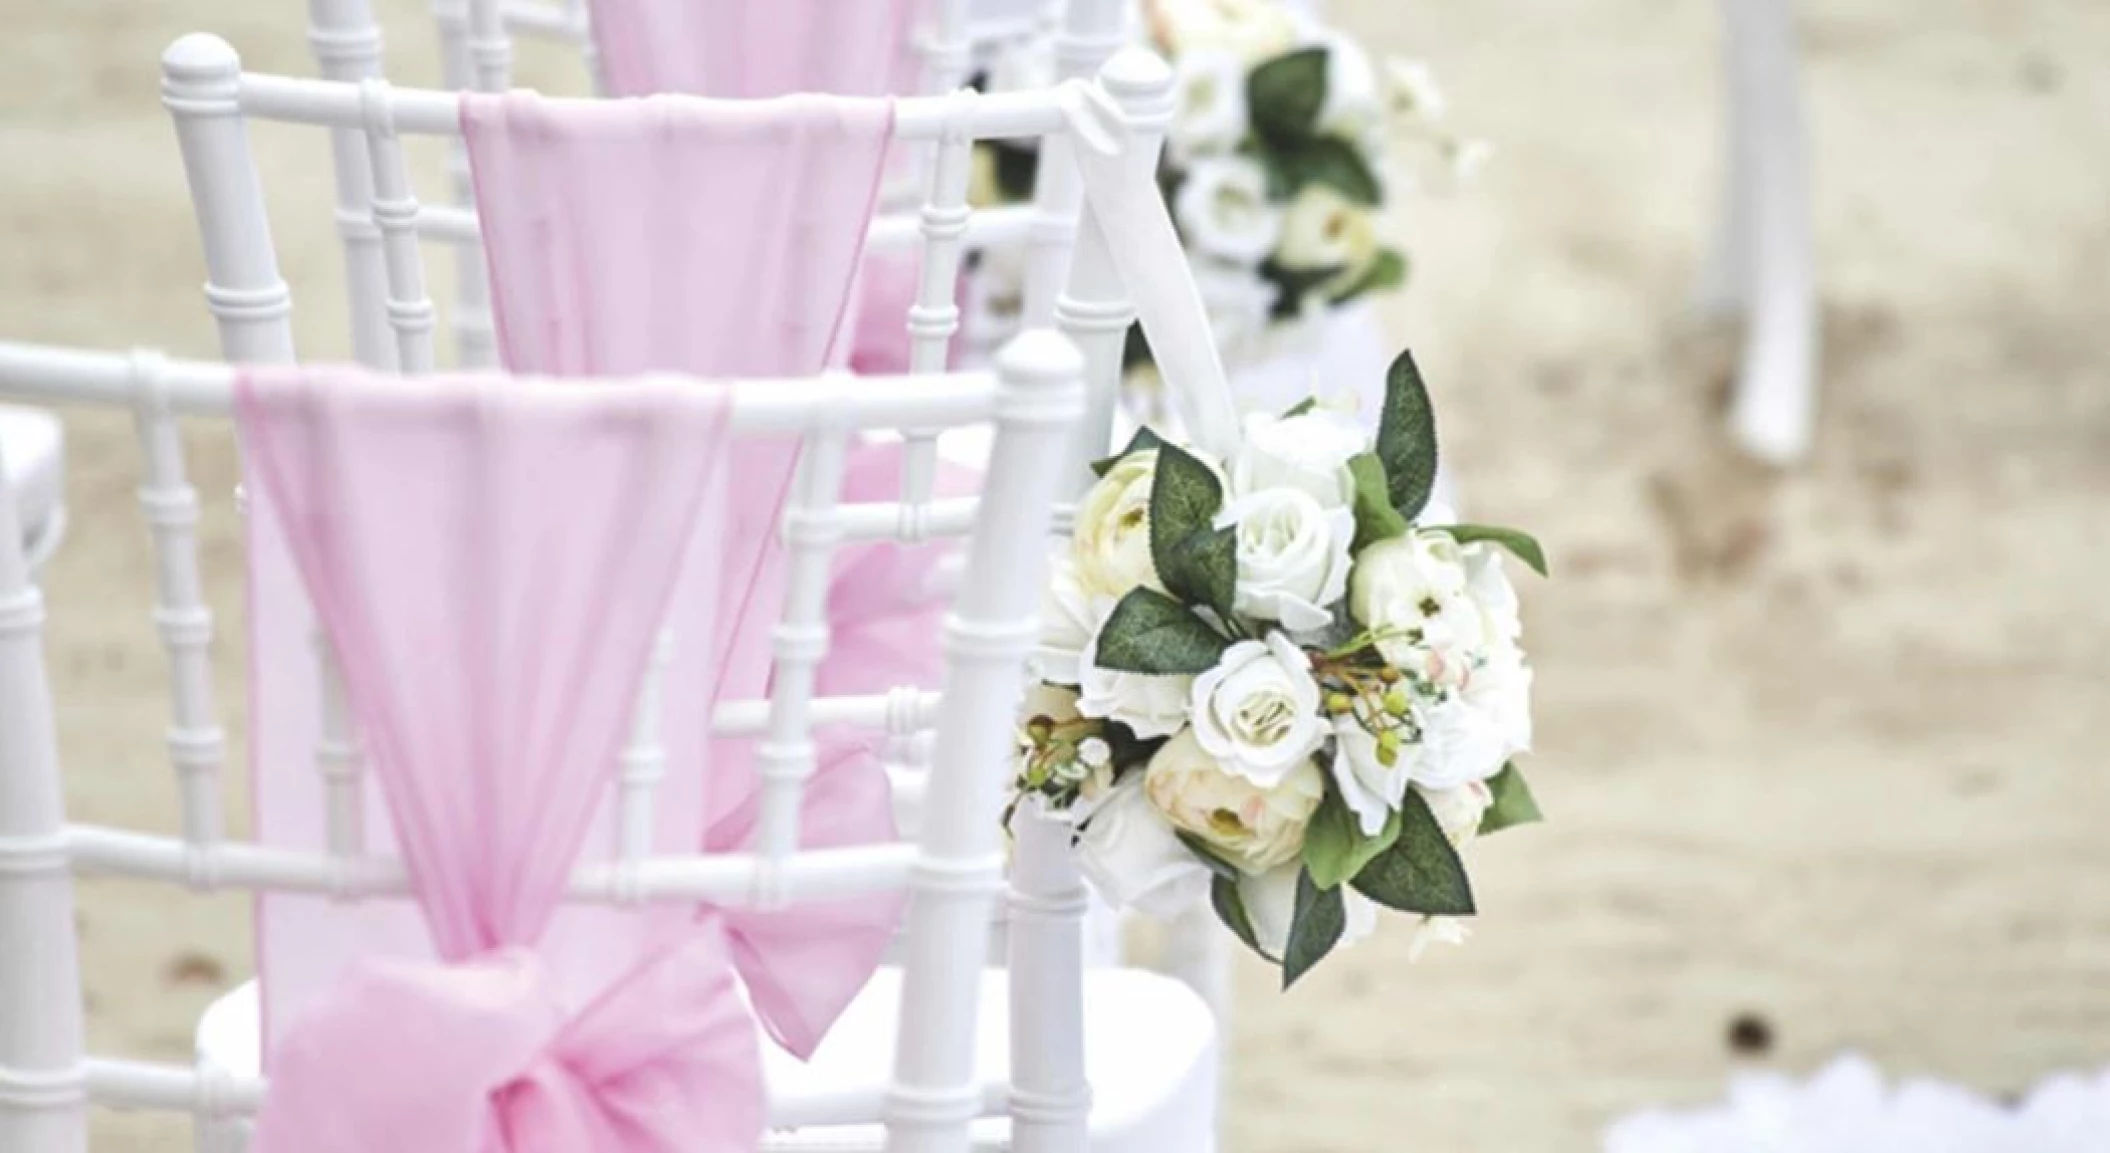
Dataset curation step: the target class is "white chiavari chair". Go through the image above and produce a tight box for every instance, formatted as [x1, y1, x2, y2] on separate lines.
[0, 328, 1217, 1153]
[148, 27, 1230, 1151]
[0, 409, 63, 572]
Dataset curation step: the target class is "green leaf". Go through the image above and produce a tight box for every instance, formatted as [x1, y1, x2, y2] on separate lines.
[1350, 788, 1476, 916]
[1330, 248, 1409, 304]
[1282, 869, 1345, 988]
[1435, 523, 1549, 578]
[1302, 788, 1403, 890]
[1211, 875, 1270, 960]
[1178, 831, 1241, 880]
[1282, 397, 1318, 418]
[1149, 442, 1226, 586]
[1163, 525, 1239, 625]
[1092, 588, 1232, 675]
[1089, 426, 1166, 478]
[1271, 135, 1383, 205]
[1375, 349, 1439, 521]
[1246, 47, 1329, 143]
[1347, 453, 1410, 552]
[1478, 763, 1545, 836]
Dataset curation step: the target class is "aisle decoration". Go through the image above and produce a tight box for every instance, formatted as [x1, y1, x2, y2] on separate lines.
[1010, 350, 1544, 986]
[964, 0, 1486, 375]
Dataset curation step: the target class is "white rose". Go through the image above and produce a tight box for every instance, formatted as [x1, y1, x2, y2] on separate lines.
[1348, 530, 1471, 667]
[1071, 450, 1163, 599]
[1035, 557, 1109, 686]
[1144, 729, 1322, 874]
[1317, 33, 1381, 141]
[1175, 155, 1283, 266]
[1170, 47, 1249, 159]
[1328, 698, 1408, 836]
[1077, 620, 1193, 740]
[1232, 407, 1365, 508]
[1217, 489, 1354, 631]
[1238, 862, 1378, 961]
[1407, 914, 1469, 961]
[1189, 633, 1328, 785]
[1151, 0, 1298, 64]
[1075, 773, 1214, 920]
[1416, 779, 1493, 847]
[1399, 693, 1512, 790]
[1274, 185, 1379, 286]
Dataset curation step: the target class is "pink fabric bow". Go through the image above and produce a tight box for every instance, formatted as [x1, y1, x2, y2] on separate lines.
[237, 366, 759, 1151]
[254, 931, 762, 1153]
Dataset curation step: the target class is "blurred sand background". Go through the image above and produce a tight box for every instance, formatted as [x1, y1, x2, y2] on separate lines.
[4, 0, 2109, 1149]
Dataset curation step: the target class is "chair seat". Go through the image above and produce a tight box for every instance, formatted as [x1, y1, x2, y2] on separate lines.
[0, 405, 63, 565]
[196, 965, 1216, 1153]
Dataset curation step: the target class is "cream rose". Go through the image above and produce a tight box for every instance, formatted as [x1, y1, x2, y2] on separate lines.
[1145, 729, 1323, 873]
[1218, 489, 1354, 631]
[1231, 408, 1365, 508]
[1077, 621, 1193, 740]
[1071, 450, 1164, 599]
[1150, 0, 1298, 64]
[1175, 155, 1283, 265]
[1074, 773, 1214, 920]
[1238, 861, 1379, 961]
[1189, 633, 1328, 785]
[1274, 185, 1379, 291]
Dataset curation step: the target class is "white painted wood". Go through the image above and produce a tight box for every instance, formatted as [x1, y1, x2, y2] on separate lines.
[1006, 797, 1092, 1153]
[1712, 0, 1818, 464]
[0, 414, 87, 1153]
[301, 0, 398, 370]
[884, 330, 1081, 1153]
[426, 0, 502, 367]
[614, 628, 673, 864]
[358, 79, 439, 376]
[126, 350, 225, 853]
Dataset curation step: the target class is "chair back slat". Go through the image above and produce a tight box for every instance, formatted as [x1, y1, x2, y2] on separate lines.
[358, 81, 440, 376]
[613, 628, 673, 862]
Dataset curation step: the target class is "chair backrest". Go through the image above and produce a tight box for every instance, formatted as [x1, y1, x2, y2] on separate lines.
[163, 31, 1236, 488]
[294, 0, 1129, 380]
[0, 330, 1083, 1151]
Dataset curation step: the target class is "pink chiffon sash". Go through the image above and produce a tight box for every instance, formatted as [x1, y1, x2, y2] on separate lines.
[237, 366, 762, 1153]
[589, 0, 916, 99]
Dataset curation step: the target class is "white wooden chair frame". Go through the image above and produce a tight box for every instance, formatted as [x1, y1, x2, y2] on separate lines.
[0, 323, 1131, 1152]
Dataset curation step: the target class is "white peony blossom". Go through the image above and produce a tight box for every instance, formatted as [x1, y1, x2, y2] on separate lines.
[1074, 773, 1214, 920]
[1231, 407, 1365, 508]
[1189, 633, 1329, 785]
[1176, 155, 1283, 266]
[1399, 693, 1514, 790]
[1238, 862, 1379, 961]
[1407, 915, 1469, 961]
[1035, 556, 1110, 686]
[1417, 779, 1493, 847]
[1071, 450, 1164, 600]
[1275, 184, 1379, 277]
[1076, 621, 1194, 740]
[1348, 530, 1471, 667]
[1145, 729, 1323, 874]
[1329, 698, 1409, 836]
[1216, 489, 1354, 631]
[1170, 47, 1249, 160]
[1151, 0, 1299, 64]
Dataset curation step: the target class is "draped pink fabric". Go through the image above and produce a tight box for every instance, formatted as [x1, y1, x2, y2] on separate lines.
[455, 90, 944, 1060]
[589, 0, 916, 99]
[237, 367, 762, 1153]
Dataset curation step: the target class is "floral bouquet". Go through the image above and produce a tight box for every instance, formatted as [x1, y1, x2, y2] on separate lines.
[966, 0, 1484, 374]
[1011, 350, 1544, 986]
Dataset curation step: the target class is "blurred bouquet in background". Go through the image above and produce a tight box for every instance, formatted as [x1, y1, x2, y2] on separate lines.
[964, 0, 1487, 383]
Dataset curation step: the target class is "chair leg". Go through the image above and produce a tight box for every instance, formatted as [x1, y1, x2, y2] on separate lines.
[1716, 0, 1819, 465]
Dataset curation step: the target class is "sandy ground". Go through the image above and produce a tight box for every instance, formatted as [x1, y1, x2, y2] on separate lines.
[3, 0, 2108, 1149]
